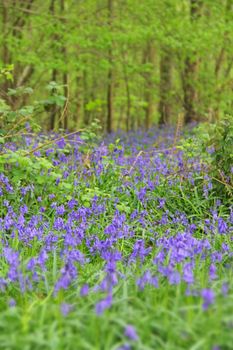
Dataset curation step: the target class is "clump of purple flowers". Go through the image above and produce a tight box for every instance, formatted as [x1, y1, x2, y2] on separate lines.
[0, 127, 232, 330]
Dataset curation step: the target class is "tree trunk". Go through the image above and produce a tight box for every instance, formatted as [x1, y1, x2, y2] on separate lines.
[49, 0, 57, 130]
[62, 73, 68, 130]
[183, 57, 199, 123]
[60, 0, 68, 130]
[121, 52, 131, 131]
[106, 0, 113, 133]
[183, 0, 202, 124]
[159, 47, 172, 125]
[144, 42, 155, 130]
[50, 69, 57, 130]
[75, 73, 82, 127]
[12, 0, 34, 95]
[107, 67, 113, 133]
[2, 0, 9, 94]
[83, 68, 90, 126]
[213, 0, 232, 121]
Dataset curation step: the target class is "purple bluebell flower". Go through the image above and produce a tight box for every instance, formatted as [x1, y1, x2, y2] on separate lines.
[124, 325, 139, 341]
[221, 282, 229, 296]
[95, 294, 112, 315]
[209, 264, 217, 280]
[117, 345, 131, 350]
[56, 138, 66, 149]
[183, 263, 194, 284]
[8, 298, 16, 307]
[80, 284, 89, 297]
[201, 288, 215, 310]
[60, 303, 73, 316]
[168, 270, 181, 285]
[218, 218, 228, 234]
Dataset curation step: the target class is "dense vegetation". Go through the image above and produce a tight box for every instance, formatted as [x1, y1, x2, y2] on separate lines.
[0, 0, 233, 131]
[0, 1, 233, 350]
[0, 122, 232, 349]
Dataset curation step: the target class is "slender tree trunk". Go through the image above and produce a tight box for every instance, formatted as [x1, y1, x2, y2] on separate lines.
[183, 57, 199, 123]
[83, 68, 90, 126]
[183, 0, 202, 124]
[121, 53, 131, 131]
[75, 73, 82, 127]
[215, 0, 232, 78]
[144, 42, 155, 130]
[2, 2, 8, 63]
[117, 105, 125, 130]
[49, 0, 57, 130]
[159, 47, 172, 125]
[1, 0, 34, 107]
[106, 0, 114, 133]
[125, 78, 131, 132]
[50, 69, 57, 130]
[12, 0, 34, 93]
[213, 0, 232, 121]
[62, 73, 68, 130]
[2, 0, 9, 94]
[107, 65, 113, 133]
[60, 0, 68, 129]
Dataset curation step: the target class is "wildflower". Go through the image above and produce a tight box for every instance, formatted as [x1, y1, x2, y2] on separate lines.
[183, 263, 194, 284]
[80, 284, 89, 297]
[60, 303, 73, 316]
[117, 345, 131, 350]
[209, 264, 217, 280]
[201, 288, 215, 310]
[221, 282, 229, 297]
[8, 298, 16, 307]
[56, 205, 66, 216]
[168, 270, 181, 285]
[56, 138, 66, 149]
[218, 218, 228, 234]
[95, 294, 112, 315]
[158, 198, 166, 209]
[137, 187, 147, 202]
[124, 325, 139, 341]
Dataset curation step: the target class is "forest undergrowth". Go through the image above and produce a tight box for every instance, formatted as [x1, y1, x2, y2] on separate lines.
[0, 121, 232, 350]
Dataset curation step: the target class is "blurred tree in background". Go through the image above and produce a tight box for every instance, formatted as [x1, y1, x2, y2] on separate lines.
[0, 0, 232, 132]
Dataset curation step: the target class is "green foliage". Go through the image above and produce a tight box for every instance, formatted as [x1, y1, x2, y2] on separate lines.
[180, 119, 233, 198]
[0, 80, 68, 140]
[41, 81, 67, 108]
[80, 118, 102, 145]
[205, 115, 233, 197]
[85, 98, 105, 113]
[207, 115, 233, 180]
[1, 0, 232, 129]
[0, 64, 14, 82]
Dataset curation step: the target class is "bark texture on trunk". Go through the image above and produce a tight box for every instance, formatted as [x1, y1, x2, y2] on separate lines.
[60, 0, 68, 130]
[183, 0, 202, 124]
[49, 0, 57, 130]
[159, 47, 172, 125]
[144, 42, 155, 130]
[106, 0, 113, 133]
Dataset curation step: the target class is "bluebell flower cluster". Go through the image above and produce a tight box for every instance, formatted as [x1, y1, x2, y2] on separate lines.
[0, 127, 232, 329]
